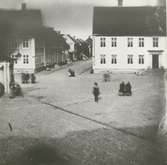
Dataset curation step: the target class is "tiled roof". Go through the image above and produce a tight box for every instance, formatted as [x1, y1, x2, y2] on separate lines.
[93, 6, 166, 36]
[0, 9, 43, 37]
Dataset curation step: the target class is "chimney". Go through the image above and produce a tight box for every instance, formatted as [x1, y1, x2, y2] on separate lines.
[118, 0, 123, 7]
[21, 3, 27, 10]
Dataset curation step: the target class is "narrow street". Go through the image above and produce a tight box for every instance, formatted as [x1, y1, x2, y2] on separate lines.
[0, 60, 165, 165]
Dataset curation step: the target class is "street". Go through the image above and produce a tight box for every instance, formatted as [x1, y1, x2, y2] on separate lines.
[0, 59, 165, 165]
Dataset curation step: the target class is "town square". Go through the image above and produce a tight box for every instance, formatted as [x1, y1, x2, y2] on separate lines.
[0, 0, 167, 165]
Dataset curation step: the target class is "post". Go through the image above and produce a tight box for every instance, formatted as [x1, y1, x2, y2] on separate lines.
[43, 45, 46, 67]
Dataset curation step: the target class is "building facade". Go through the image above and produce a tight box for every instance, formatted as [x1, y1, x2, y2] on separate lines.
[4, 4, 69, 74]
[93, 36, 167, 72]
[9, 35, 68, 73]
[63, 34, 76, 61]
[8, 38, 36, 73]
[92, 6, 166, 72]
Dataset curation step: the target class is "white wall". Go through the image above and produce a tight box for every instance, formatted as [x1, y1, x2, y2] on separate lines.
[11, 38, 36, 73]
[63, 35, 75, 52]
[0, 62, 10, 93]
[93, 36, 167, 72]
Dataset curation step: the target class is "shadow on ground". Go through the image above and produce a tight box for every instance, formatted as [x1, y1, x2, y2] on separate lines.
[0, 126, 166, 165]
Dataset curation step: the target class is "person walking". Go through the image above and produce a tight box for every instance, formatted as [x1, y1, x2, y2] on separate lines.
[93, 82, 100, 103]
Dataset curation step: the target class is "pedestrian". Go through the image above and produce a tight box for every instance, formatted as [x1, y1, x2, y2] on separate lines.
[8, 122, 13, 132]
[93, 82, 100, 103]
[118, 81, 125, 96]
[68, 68, 75, 77]
[31, 74, 36, 83]
[21, 73, 25, 83]
[125, 81, 132, 96]
[25, 73, 30, 83]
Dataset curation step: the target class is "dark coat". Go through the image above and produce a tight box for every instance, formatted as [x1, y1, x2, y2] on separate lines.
[93, 86, 100, 96]
[126, 82, 132, 93]
[119, 82, 125, 93]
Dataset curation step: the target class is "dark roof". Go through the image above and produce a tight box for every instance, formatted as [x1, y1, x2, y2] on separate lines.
[93, 7, 166, 36]
[37, 28, 69, 50]
[0, 9, 43, 37]
[67, 34, 77, 43]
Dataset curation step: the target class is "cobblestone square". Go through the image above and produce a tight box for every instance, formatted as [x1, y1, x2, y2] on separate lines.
[0, 60, 165, 165]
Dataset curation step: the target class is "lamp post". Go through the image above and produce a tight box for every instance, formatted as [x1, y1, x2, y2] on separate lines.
[9, 52, 21, 86]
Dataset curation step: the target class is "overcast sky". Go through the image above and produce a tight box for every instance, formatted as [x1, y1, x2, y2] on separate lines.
[0, 0, 164, 39]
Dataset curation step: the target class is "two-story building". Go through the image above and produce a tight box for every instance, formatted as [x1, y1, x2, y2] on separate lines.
[3, 3, 68, 74]
[92, 6, 166, 72]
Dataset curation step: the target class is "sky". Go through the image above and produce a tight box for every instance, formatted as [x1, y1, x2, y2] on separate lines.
[0, 0, 165, 39]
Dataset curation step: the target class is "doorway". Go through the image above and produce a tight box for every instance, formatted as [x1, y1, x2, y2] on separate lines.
[152, 55, 159, 69]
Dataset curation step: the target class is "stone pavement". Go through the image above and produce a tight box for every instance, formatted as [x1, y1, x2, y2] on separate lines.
[0, 61, 166, 165]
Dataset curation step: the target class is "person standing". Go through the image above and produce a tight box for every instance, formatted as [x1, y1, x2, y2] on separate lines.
[93, 82, 100, 103]
[125, 81, 132, 96]
[119, 81, 125, 96]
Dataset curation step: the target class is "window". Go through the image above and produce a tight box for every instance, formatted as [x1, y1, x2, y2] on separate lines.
[100, 55, 106, 64]
[139, 38, 144, 47]
[23, 54, 29, 64]
[127, 55, 133, 64]
[153, 37, 158, 47]
[100, 37, 106, 47]
[23, 39, 29, 48]
[111, 55, 117, 64]
[111, 37, 117, 47]
[128, 38, 133, 47]
[11, 54, 17, 64]
[139, 55, 144, 64]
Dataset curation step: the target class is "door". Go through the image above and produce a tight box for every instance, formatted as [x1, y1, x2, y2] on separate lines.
[152, 55, 159, 69]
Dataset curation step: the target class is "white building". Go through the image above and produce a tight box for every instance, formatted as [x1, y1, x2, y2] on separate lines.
[9, 38, 36, 74]
[92, 6, 167, 72]
[3, 3, 68, 75]
[63, 34, 76, 61]
[9, 33, 68, 74]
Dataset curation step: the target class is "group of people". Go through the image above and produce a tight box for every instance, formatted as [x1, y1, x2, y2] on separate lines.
[118, 81, 132, 96]
[21, 73, 36, 84]
[92, 81, 132, 103]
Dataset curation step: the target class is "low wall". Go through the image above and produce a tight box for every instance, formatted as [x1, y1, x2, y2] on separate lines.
[0, 62, 10, 94]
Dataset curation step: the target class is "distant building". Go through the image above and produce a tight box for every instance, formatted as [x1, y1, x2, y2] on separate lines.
[85, 36, 93, 57]
[75, 38, 89, 60]
[63, 34, 77, 61]
[92, 6, 166, 72]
